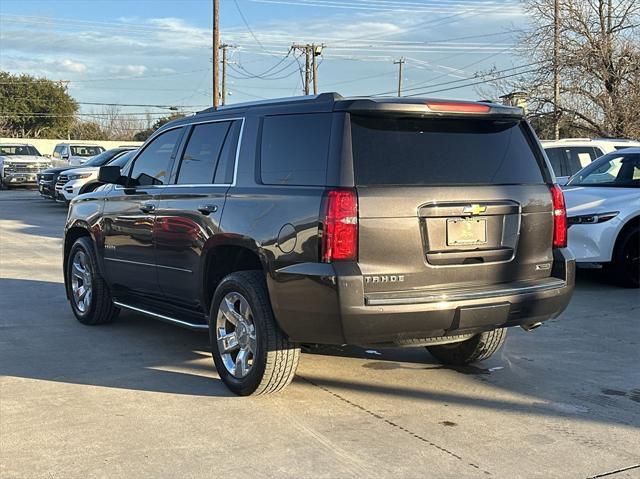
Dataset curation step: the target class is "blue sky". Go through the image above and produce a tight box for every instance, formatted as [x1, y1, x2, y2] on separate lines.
[1, 0, 529, 119]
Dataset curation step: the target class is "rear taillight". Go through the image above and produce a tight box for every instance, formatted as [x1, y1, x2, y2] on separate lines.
[550, 184, 567, 248]
[321, 189, 358, 262]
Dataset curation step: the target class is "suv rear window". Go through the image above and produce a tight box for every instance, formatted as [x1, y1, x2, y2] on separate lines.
[350, 115, 544, 186]
[260, 113, 331, 186]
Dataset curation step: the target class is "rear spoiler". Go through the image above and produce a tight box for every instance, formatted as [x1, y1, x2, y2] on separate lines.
[334, 98, 524, 119]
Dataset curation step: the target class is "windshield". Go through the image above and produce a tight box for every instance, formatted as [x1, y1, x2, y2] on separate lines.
[108, 150, 135, 168]
[350, 115, 545, 186]
[0, 145, 41, 156]
[83, 148, 129, 167]
[567, 153, 640, 188]
[70, 146, 103, 157]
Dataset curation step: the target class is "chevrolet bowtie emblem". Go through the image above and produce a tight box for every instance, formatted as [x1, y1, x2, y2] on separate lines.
[463, 204, 487, 215]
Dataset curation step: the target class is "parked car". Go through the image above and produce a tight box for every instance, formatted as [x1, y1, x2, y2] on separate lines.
[542, 138, 640, 184]
[0, 143, 52, 189]
[38, 147, 136, 200]
[52, 143, 105, 167]
[564, 148, 640, 287]
[55, 150, 136, 203]
[63, 93, 575, 396]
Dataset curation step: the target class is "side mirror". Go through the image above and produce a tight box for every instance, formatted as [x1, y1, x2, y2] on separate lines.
[98, 165, 126, 185]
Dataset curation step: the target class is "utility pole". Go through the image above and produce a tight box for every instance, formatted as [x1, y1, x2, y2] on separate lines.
[394, 57, 405, 97]
[312, 44, 323, 94]
[219, 43, 234, 106]
[212, 0, 220, 108]
[553, 0, 560, 139]
[292, 44, 324, 95]
[304, 47, 311, 95]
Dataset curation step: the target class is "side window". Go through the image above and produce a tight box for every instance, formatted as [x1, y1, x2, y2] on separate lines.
[176, 121, 231, 185]
[565, 147, 597, 174]
[61, 146, 68, 157]
[260, 113, 331, 186]
[214, 120, 242, 185]
[130, 128, 182, 187]
[544, 148, 565, 176]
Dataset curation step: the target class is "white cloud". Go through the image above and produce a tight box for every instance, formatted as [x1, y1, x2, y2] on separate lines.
[58, 59, 87, 73]
[110, 65, 148, 76]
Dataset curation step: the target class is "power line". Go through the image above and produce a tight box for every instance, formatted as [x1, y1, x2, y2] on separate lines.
[371, 60, 545, 96]
[402, 67, 540, 97]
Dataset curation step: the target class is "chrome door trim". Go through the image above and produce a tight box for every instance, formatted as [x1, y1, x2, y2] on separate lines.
[114, 117, 244, 190]
[104, 257, 192, 273]
[113, 301, 208, 331]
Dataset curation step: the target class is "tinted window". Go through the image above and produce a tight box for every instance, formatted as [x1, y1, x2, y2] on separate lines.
[260, 113, 331, 186]
[544, 147, 565, 176]
[568, 153, 640, 187]
[176, 121, 231, 185]
[70, 146, 103, 157]
[130, 128, 182, 186]
[351, 116, 544, 185]
[565, 147, 598, 175]
[214, 120, 242, 184]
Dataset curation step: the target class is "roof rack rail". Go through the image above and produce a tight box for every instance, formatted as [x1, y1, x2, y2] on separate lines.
[199, 92, 343, 114]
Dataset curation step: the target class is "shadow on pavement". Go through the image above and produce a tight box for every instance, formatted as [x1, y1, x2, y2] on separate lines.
[0, 278, 232, 398]
[0, 190, 68, 240]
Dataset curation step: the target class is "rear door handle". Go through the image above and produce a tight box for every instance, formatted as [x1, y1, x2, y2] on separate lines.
[139, 202, 156, 213]
[197, 204, 218, 215]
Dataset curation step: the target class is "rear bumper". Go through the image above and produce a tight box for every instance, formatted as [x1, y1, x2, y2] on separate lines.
[268, 248, 575, 345]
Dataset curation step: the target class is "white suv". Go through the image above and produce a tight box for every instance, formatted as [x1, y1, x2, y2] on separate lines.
[563, 147, 640, 287]
[52, 143, 105, 167]
[55, 150, 135, 202]
[542, 138, 640, 184]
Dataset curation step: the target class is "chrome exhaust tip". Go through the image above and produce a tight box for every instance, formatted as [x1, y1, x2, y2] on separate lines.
[521, 322, 543, 332]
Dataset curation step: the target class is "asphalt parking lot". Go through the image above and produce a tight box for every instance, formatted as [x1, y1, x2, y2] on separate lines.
[1, 189, 639, 479]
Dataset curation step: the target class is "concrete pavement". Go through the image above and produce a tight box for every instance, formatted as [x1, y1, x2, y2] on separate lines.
[1, 189, 639, 479]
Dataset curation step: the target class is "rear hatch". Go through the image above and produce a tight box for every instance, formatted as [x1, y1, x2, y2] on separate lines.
[348, 108, 555, 296]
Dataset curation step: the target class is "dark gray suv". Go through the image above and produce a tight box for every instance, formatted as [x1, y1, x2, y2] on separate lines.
[63, 93, 575, 395]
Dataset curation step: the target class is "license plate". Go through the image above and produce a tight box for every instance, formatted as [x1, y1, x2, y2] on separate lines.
[447, 218, 487, 246]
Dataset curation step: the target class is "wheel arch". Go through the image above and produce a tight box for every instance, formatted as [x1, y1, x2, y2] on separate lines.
[200, 238, 270, 313]
[63, 222, 103, 298]
[613, 214, 640, 260]
[79, 181, 100, 195]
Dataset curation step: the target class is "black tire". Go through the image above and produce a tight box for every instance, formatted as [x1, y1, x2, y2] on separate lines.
[65, 236, 119, 325]
[426, 328, 507, 365]
[209, 270, 300, 396]
[610, 226, 639, 288]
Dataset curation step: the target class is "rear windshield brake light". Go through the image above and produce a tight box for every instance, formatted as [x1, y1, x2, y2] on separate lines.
[425, 101, 491, 114]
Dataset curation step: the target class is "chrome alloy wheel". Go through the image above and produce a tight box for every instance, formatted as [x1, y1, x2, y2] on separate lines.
[216, 292, 257, 378]
[71, 250, 93, 313]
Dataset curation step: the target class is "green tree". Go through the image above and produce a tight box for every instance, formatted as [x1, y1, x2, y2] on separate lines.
[0, 71, 78, 138]
[132, 113, 186, 141]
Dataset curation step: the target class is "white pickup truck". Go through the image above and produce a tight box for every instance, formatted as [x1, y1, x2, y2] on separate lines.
[0, 143, 52, 189]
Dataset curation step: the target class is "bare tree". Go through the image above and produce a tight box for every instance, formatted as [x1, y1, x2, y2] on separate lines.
[482, 0, 640, 139]
[92, 106, 147, 141]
